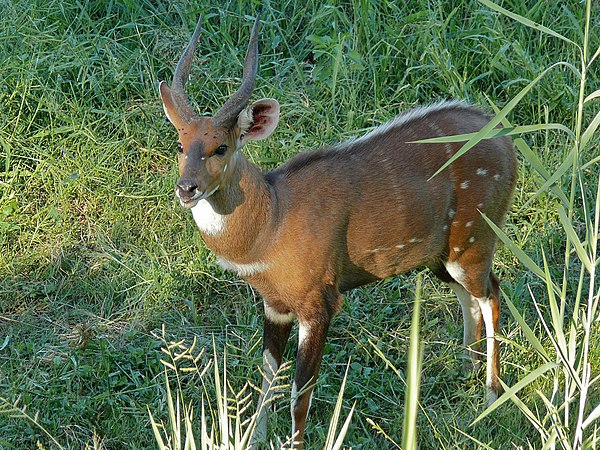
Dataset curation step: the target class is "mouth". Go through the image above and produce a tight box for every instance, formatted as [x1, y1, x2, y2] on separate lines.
[176, 185, 219, 209]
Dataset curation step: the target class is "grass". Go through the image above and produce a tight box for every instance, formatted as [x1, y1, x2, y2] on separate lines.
[0, 0, 599, 448]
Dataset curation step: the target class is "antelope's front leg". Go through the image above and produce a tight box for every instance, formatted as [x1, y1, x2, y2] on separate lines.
[290, 315, 331, 449]
[253, 306, 293, 447]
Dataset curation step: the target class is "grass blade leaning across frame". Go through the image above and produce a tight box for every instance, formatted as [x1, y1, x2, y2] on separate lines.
[471, 361, 559, 425]
[423, 63, 576, 180]
[485, 96, 571, 208]
[401, 274, 424, 450]
[478, 0, 578, 48]
[504, 294, 549, 361]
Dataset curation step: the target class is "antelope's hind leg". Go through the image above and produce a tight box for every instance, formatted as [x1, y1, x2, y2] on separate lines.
[433, 256, 502, 404]
[449, 282, 483, 372]
[476, 272, 502, 403]
[429, 263, 483, 371]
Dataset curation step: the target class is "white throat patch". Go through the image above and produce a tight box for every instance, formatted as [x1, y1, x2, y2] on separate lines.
[191, 199, 226, 236]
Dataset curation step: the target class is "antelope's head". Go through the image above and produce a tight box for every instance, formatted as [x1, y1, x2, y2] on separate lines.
[159, 16, 280, 209]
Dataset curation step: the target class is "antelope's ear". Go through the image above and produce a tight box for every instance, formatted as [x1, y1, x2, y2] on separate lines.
[159, 81, 181, 128]
[238, 99, 280, 143]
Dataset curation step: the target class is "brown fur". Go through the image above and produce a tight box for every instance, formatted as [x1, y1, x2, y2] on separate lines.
[159, 17, 517, 449]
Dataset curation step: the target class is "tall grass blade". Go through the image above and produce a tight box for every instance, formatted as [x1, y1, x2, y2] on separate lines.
[558, 206, 593, 272]
[504, 294, 549, 360]
[582, 404, 600, 430]
[528, 285, 582, 388]
[541, 250, 569, 356]
[478, 0, 577, 47]
[148, 407, 167, 450]
[429, 62, 569, 179]
[580, 109, 600, 151]
[324, 361, 355, 450]
[520, 143, 574, 209]
[412, 123, 574, 144]
[583, 89, 600, 104]
[401, 274, 423, 450]
[485, 97, 571, 207]
[471, 362, 558, 425]
[481, 213, 548, 281]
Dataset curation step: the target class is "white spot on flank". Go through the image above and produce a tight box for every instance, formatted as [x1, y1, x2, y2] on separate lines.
[453, 247, 463, 255]
[476, 168, 488, 176]
[396, 244, 406, 249]
[469, 236, 476, 243]
[465, 221, 474, 228]
[218, 257, 269, 277]
[494, 174, 501, 181]
[445, 260, 467, 285]
[448, 209, 456, 218]
[367, 247, 389, 253]
[460, 180, 470, 189]
[264, 302, 295, 325]
[409, 238, 422, 243]
[477, 203, 485, 209]
[191, 199, 226, 235]
[443, 225, 448, 231]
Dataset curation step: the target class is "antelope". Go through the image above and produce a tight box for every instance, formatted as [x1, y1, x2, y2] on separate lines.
[159, 15, 517, 449]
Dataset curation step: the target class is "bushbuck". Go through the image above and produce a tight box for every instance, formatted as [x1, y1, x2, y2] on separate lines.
[158, 15, 518, 449]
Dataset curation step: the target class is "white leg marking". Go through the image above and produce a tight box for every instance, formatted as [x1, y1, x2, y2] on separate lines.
[449, 283, 481, 368]
[445, 261, 467, 286]
[264, 302, 295, 325]
[298, 322, 310, 349]
[449, 283, 480, 347]
[477, 297, 498, 403]
[290, 322, 313, 442]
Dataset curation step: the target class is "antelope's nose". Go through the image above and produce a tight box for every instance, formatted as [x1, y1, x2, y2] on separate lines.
[177, 180, 198, 198]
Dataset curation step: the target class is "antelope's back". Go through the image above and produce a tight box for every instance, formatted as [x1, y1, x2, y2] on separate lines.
[266, 102, 517, 287]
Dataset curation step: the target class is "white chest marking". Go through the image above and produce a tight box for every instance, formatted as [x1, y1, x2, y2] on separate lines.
[191, 199, 226, 236]
[217, 257, 269, 277]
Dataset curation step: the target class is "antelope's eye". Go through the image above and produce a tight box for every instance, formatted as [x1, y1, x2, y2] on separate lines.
[214, 145, 228, 157]
[177, 142, 184, 154]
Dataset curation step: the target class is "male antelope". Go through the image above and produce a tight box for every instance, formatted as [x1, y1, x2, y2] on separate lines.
[159, 16, 517, 449]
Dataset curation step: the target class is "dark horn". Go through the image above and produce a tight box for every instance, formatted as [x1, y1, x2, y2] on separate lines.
[170, 16, 203, 123]
[213, 14, 261, 129]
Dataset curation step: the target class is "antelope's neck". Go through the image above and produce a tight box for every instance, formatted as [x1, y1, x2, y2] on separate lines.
[191, 152, 274, 263]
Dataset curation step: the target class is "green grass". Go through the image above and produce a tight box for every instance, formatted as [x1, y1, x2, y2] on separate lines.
[1, 0, 599, 449]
